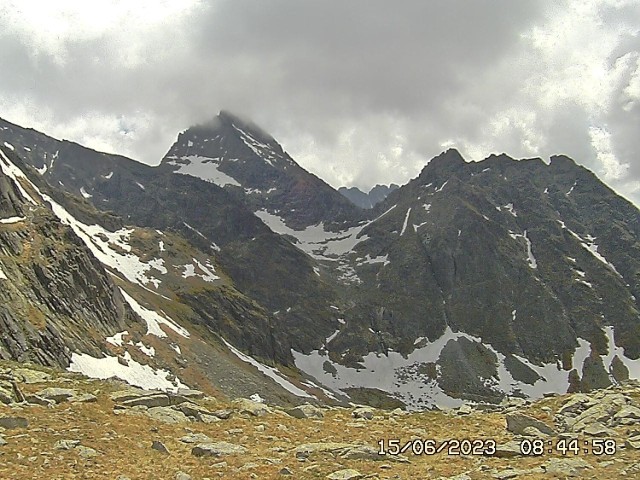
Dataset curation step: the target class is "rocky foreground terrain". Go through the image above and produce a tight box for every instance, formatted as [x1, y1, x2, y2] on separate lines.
[0, 361, 639, 479]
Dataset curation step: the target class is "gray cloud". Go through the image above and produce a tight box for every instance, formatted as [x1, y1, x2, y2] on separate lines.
[0, 0, 638, 205]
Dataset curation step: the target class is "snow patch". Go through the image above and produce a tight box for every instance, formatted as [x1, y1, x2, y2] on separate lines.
[0, 149, 38, 204]
[400, 208, 412, 236]
[0, 216, 26, 224]
[167, 155, 241, 187]
[119, 289, 189, 338]
[68, 351, 185, 392]
[80, 187, 92, 199]
[104, 171, 113, 180]
[136, 342, 156, 357]
[558, 222, 621, 276]
[106, 331, 129, 347]
[254, 210, 369, 260]
[0, 266, 7, 280]
[3, 142, 14, 151]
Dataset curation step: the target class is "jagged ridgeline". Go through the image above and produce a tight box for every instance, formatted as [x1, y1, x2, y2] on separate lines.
[0, 113, 639, 410]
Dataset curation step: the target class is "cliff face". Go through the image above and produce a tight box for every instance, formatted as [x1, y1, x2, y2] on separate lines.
[0, 147, 132, 367]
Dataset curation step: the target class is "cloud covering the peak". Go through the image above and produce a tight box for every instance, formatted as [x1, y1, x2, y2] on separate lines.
[0, 0, 639, 205]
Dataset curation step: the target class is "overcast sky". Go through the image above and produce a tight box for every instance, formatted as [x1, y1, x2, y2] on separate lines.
[1, 0, 639, 205]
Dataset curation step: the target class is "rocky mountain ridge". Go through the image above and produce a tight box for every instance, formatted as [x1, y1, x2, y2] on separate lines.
[0, 114, 639, 410]
[338, 184, 399, 209]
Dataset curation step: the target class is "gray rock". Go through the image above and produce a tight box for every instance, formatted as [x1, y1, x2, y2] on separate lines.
[71, 393, 97, 403]
[557, 394, 598, 416]
[24, 394, 55, 407]
[625, 438, 640, 450]
[191, 442, 248, 457]
[0, 416, 28, 429]
[506, 412, 554, 436]
[279, 466, 293, 475]
[569, 403, 617, 432]
[0, 387, 13, 404]
[294, 442, 353, 459]
[14, 368, 51, 384]
[542, 458, 591, 476]
[582, 422, 616, 437]
[151, 440, 170, 454]
[351, 407, 374, 420]
[493, 441, 524, 458]
[200, 414, 221, 424]
[121, 393, 170, 408]
[613, 405, 640, 425]
[457, 404, 473, 415]
[76, 446, 98, 459]
[0, 437, 7, 446]
[36, 387, 77, 403]
[146, 406, 190, 424]
[175, 472, 192, 480]
[54, 439, 81, 450]
[176, 388, 205, 400]
[233, 398, 270, 417]
[109, 389, 148, 403]
[180, 433, 212, 444]
[491, 470, 519, 480]
[340, 444, 408, 463]
[286, 404, 324, 419]
[326, 469, 363, 480]
[213, 409, 233, 419]
[177, 402, 213, 420]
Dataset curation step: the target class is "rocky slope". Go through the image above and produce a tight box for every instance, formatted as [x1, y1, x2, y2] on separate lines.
[161, 111, 362, 230]
[1, 115, 639, 410]
[0, 146, 133, 366]
[0, 142, 342, 409]
[0, 360, 639, 479]
[296, 149, 640, 407]
[0, 118, 344, 359]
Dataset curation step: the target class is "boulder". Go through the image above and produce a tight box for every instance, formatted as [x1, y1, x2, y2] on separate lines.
[326, 469, 363, 480]
[191, 442, 248, 457]
[146, 406, 190, 424]
[36, 387, 77, 403]
[286, 404, 324, 419]
[506, 413, 555, 436]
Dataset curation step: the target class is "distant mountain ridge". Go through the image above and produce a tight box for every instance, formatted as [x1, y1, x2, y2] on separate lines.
[1, 113, 639, 410]
[338, 184, 399, 209]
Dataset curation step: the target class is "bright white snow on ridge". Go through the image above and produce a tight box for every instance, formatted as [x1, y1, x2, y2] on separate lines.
[400, 208, 411, 236]
[167, 155, 241, 187]
[0, 266, 7, 280]
[68, 351, 185, 392]
[558, 221, 622, 277]
[119, 289, 189, 338]
[0, 149, 38, 204]
[222, 338, 313, 398]
[44, 196, 167, 291]
[0, 216, 25, 224]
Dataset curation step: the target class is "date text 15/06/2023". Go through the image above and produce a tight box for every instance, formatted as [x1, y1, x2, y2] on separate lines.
[377, 438, 617, 456]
